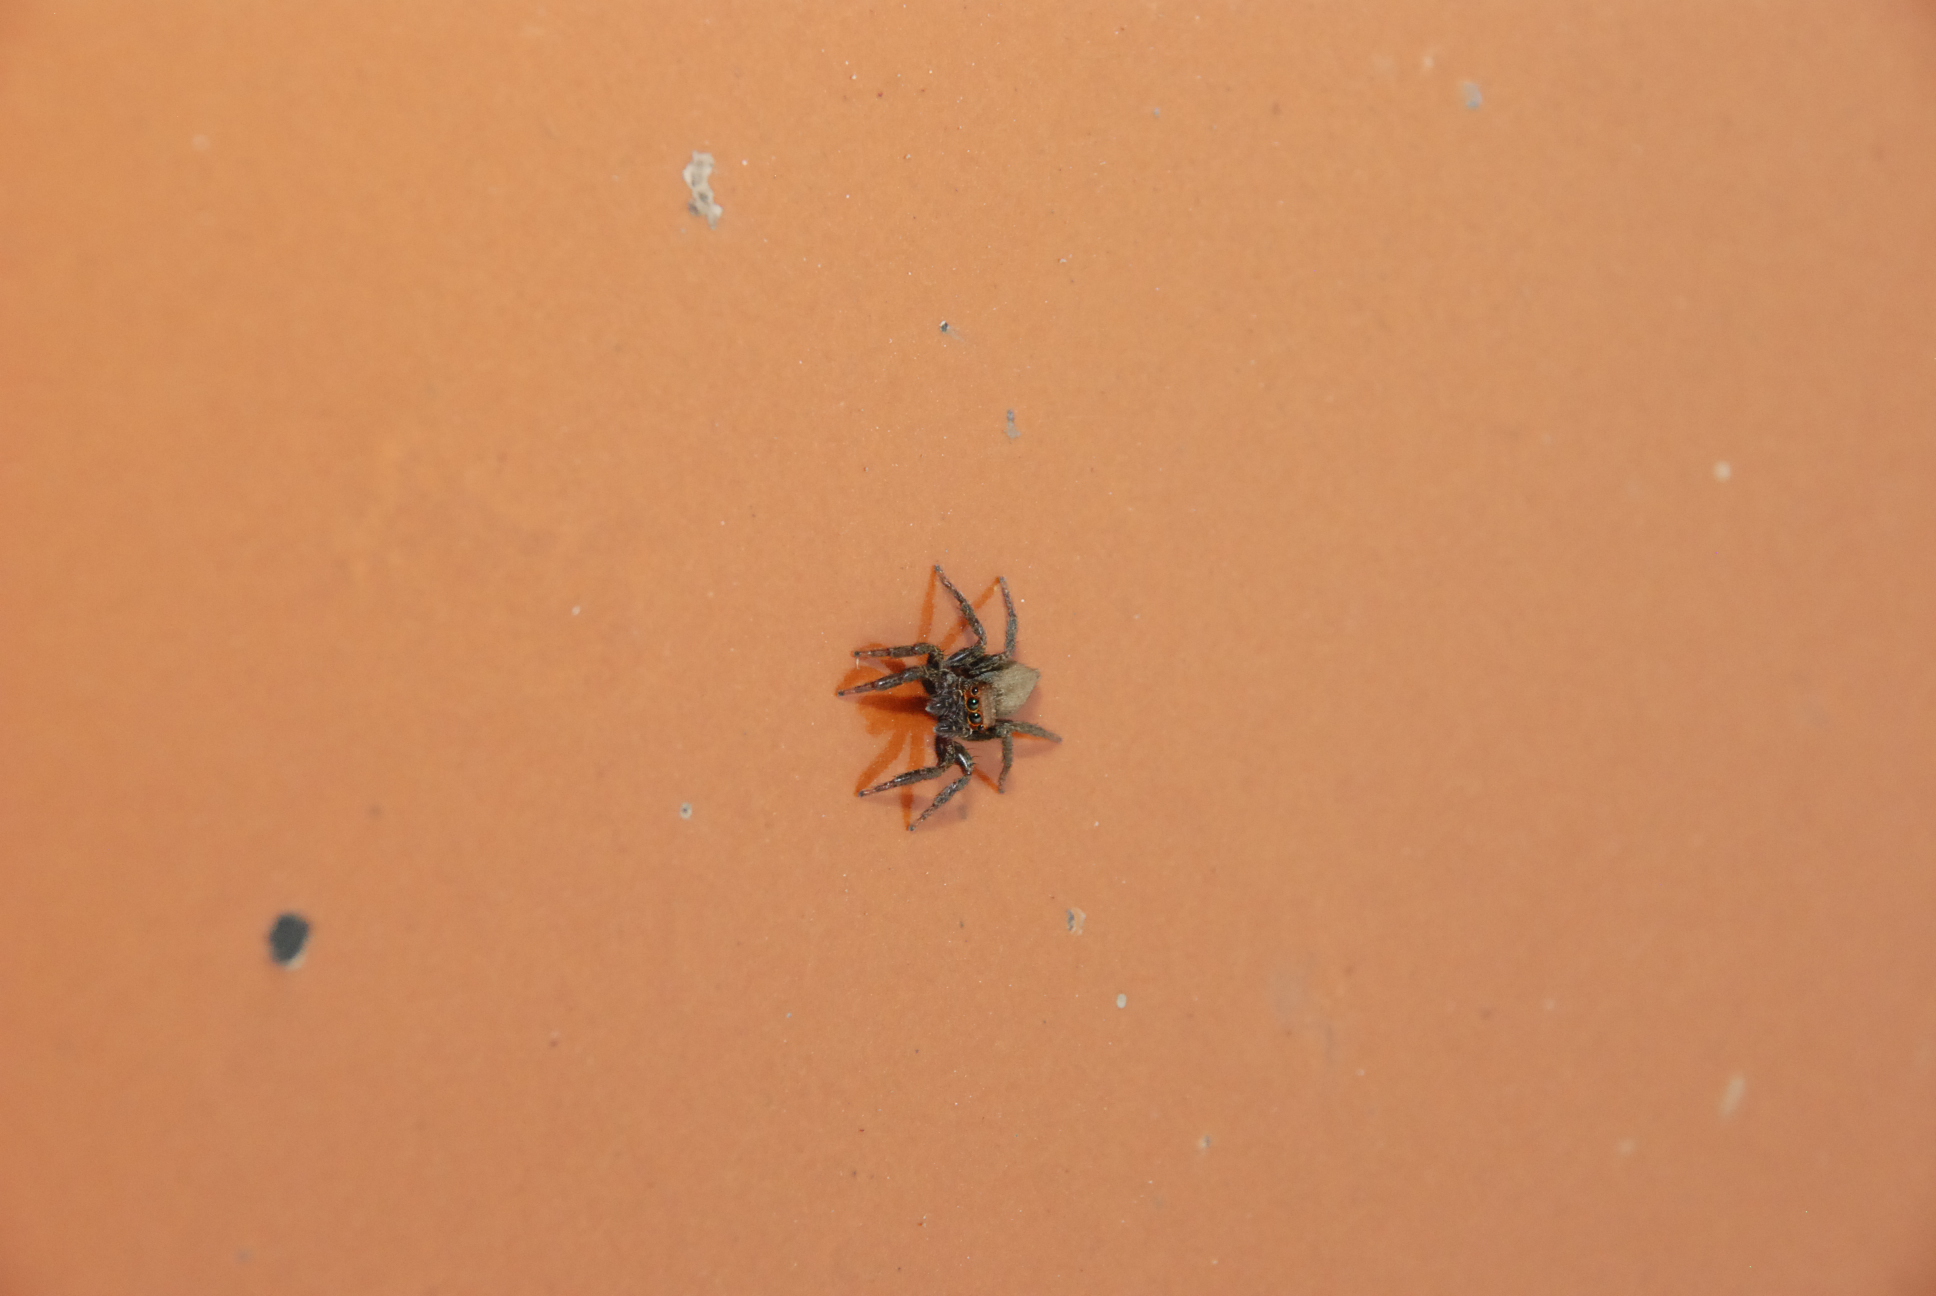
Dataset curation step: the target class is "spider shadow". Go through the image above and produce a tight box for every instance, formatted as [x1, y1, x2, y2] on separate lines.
[836, 568, 1025, 826]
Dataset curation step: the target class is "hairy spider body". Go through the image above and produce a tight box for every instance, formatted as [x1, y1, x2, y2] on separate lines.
[837, 565, 1062, 830]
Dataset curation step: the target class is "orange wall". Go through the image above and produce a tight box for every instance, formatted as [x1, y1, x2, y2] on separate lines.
[4, 4, 1935, 1291]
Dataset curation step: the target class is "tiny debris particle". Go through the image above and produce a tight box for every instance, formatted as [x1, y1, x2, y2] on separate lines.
[679, 802, 694, 820]
[683, 151, 723, 228]
[268, 912, 311, 967]
[1714, 460, 1733, 482]
[1066, 906, 1086, 935]
[1719, 1072, 1747, 1119]
[1005, 409, 1020, 440]
[1461, 80, 1484, 110]
[1116, 993, 1128, 1009]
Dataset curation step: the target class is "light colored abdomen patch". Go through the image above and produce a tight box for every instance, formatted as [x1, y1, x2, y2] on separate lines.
[990, 662, 1040, 716]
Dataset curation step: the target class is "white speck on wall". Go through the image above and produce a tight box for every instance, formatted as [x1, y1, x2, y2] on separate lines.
[1617, 1137, 1636, 1157]
[679, 802, 694, 820]
[571, 605, 581, 616]
[1005, 409, 1020, 440]
[1714, 460, 1733, 481]
[1461, 81, 1484, 109]
[683, 151, 723, 228]
[1116, 994, 1128, 1009]
[1066, 907, 1086, 935]
[1719, 1072, 1747, 1119]
[1197, 1134, 1212, 1152]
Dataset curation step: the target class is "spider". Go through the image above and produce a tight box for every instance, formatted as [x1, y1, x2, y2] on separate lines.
[837, 565, 1062, 830]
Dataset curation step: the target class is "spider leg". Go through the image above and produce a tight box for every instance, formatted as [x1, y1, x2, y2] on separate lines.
[933, 564, 987, 650]
[991, 720, 1061, 791]
[837, 665, 936, 696]
[908, 743, 975, 830]
[855, 642, 944, 662]
[855, 738, 965, 796]
[998, 575, 1018, 657]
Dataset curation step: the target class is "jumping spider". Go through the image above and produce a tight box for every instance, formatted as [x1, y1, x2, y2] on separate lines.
[837, 565, 1062, 830]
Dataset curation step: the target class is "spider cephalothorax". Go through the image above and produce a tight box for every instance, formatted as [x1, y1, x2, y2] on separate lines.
[837, 565, 1062, 830]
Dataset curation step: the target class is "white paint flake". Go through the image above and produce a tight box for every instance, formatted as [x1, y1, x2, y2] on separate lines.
[683, 152, 723, 228]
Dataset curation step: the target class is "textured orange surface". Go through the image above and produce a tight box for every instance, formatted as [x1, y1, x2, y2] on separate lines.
[5, 3, 1936, 1291]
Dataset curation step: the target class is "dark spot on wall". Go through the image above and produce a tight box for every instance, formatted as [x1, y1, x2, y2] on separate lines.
[268, 912, 311, 967]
